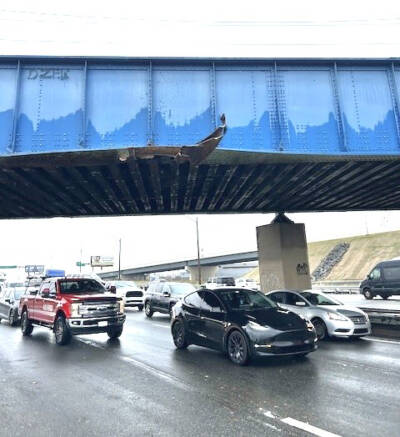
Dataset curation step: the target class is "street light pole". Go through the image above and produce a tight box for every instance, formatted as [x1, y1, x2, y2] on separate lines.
[196, 217, 201, 285]
[118, 238, 122, 280]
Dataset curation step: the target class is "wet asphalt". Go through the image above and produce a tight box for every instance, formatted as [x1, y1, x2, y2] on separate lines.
[0, 309, 400, 437]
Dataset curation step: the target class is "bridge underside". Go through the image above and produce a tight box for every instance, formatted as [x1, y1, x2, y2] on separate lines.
[1, 150, 399, 219]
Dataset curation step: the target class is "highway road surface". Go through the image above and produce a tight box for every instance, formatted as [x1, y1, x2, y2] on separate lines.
[1, 310, 400, 437]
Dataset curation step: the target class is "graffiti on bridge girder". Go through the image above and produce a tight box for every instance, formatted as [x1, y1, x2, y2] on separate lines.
[27, 68, 70, 80]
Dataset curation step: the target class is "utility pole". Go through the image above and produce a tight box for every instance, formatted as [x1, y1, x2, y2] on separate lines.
[118, 238, 122, 280]
[196, 217, 201, 285]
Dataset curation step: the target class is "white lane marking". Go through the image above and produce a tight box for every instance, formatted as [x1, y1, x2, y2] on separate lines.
[362, 337, 400, 345]
[77, 337, 193, 392]
[78, 338, 194, 391]
[153, 323, 170, 329]
[120, 356, 193, 392]
[258, 407, 276, 419]
[77, 338, 106, 349]
[250, 417, 281, 432]
[281, 418, 341, 437]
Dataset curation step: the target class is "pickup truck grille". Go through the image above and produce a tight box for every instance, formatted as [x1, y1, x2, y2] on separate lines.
[79, 301, 119, 318]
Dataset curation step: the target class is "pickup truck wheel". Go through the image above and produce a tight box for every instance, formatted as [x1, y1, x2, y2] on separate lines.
[145, 301, 153, 318]
[54, 315, 72, 345]
[107, 326, 123, 339]
[21, 311, 33, 336]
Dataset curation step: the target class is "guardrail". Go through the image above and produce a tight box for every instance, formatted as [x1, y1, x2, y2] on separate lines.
[312, 285, 360, 294]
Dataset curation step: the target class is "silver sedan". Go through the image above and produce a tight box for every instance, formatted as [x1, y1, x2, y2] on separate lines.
[266, 290, 371, 340]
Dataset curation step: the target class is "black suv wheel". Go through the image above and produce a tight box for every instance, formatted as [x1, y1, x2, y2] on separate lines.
[227, 330, 249, 366]
[54, 315, 72, 345]
[145, 301, 153, 318]
[172, 320, 188, 349]
[9, 309, 17, 326]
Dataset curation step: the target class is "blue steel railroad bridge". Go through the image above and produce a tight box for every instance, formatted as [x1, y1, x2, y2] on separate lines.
[0, 56, 400, 219]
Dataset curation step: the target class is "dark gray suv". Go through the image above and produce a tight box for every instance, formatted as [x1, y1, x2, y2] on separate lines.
[144, 282, 196, 317]
[0, 286, 26, 326]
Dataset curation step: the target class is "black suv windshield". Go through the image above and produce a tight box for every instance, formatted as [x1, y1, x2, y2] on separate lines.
[59, 279, 106, 294]
[170, 283, 196, 296]
[14, 289, 25, 300]
[219, 289, 276, 311]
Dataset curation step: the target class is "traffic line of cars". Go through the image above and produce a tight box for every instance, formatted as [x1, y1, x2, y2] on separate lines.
[0, 275, 370, 365]
[142, 282, 371, 365]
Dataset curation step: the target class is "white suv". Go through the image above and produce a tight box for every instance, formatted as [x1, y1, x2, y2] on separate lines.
[107, 281, 144, 311]
[204, 277, 235, 289]
[235, 278, 260, 291]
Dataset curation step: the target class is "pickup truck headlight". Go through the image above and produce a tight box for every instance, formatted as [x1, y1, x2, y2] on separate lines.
[119, 299, 125, 313]
[327, 312, 348, 322]
[70, 303, 80, 317]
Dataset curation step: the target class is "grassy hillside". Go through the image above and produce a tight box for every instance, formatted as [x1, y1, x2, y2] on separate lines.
[315, 230, 400, 280]
[246, 229, 400, 281]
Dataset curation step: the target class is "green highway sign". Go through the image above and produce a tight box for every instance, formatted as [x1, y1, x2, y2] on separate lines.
[76, 262, 89, 267]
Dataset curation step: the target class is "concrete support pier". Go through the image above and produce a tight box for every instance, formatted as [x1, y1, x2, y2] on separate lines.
[188, 265, 217, 284]
[256, 214, 311, 292]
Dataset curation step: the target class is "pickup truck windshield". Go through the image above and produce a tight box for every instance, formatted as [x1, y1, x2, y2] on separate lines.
[59, 280, 106, 294]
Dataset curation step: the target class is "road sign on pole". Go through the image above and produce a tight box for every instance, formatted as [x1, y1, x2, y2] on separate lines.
[24, 265, 45, 274]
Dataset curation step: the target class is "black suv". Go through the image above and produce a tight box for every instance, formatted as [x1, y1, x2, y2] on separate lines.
[144, 282, 196, 317]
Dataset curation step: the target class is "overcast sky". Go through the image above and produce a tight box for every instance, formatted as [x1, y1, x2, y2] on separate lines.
[0, 0, 399, 274]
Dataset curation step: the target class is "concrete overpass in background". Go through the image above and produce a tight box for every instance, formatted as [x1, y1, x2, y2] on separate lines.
[99, 251, 259, 281]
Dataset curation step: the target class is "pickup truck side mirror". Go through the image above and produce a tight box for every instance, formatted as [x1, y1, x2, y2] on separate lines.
[5, 298, 11, 304]
[109, 286, 116, 293]
[41, 289, 50, 297]
[367, 274, 372, 280]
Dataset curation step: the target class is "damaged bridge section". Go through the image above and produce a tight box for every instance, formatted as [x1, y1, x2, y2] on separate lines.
[1, 56, 400, 218]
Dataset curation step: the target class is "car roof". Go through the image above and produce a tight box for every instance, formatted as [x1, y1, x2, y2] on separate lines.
[376, 260, 400, 267]
[206, 286, 258, 293]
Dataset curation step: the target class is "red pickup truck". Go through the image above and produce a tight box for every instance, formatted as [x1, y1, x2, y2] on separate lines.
[19, 277, 126, 345]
